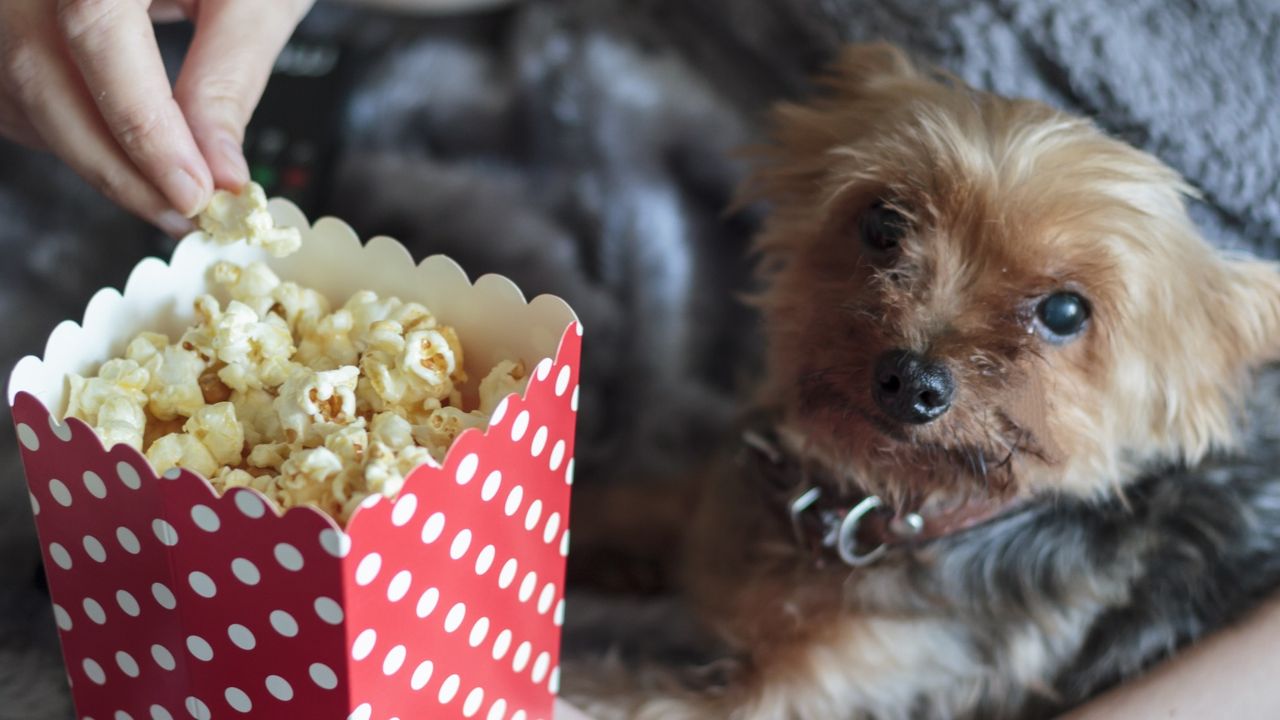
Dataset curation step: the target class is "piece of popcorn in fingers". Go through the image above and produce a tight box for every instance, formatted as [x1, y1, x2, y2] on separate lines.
[198, 182, 302, 257]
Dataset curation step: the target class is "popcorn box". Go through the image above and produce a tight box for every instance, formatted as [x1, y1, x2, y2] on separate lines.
[7, 200, 581, 720]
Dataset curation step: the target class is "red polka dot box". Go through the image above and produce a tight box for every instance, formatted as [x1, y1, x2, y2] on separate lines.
[7, 200, 581, 720]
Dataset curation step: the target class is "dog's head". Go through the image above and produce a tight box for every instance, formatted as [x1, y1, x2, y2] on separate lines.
[748, 44, 1280, 503]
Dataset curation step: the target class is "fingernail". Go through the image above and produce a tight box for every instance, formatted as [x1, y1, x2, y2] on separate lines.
[156, 210, 195, 238]
[164, 168, 208, 217]
[220, 136, 250, 187]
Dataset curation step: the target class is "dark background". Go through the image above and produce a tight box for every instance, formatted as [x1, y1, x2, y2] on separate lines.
[0, 1, 1276, 716]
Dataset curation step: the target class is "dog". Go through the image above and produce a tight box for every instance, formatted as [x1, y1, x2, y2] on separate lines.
[566, 43, 1280, 719]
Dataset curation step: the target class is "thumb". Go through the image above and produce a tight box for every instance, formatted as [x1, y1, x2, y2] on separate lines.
[174, 0, 315, 190]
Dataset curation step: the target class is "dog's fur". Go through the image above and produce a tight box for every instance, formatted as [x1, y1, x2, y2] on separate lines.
[567, 44, 1280, 719]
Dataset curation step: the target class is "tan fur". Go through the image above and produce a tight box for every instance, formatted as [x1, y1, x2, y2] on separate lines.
[567, 43, 1280, 720]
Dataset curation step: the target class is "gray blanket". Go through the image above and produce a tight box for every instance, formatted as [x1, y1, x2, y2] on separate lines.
[0, 1, 1275, 716]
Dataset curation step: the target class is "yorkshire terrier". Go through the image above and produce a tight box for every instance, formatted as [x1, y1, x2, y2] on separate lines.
[567, 43, 1280, 719]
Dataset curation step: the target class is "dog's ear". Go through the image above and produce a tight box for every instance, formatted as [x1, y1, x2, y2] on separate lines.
[823, 42, 920, 97]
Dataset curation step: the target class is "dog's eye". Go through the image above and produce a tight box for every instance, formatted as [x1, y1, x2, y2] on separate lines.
[860, 201, 908, 254]
[1035, 292, 1090, 341]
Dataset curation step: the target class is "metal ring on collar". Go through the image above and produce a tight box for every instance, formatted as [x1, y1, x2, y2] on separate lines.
[837, 495, 888, 566]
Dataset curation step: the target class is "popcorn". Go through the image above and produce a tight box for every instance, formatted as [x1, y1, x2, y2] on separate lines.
[65, 196, 535, 523]
[198, 182, 302, 257]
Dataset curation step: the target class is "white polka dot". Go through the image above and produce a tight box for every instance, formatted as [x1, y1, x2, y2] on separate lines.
[231, 558, 260, 585]
[560, 529, 571, 557]
[49, 414, 72, 442]
[411, 659, 434, 690]
[234, 491, 266, 519]
[117, 462, 142, 490]
[152, 519, 179, 546]
[487, 699, 508, 720]
[530, 426, 548, 457]
[382, 645, 407, 675]
[463, 688, 485, 717]
[152, 582, 177, 610]
[228, 624, 256, 650]
[116, 651, 139, 678]
[48, 543, 72, 570]
[438, 674, 461, 704]
[386, 570, 413, 603]
[186, 696, 210, 720]
[359, 493, 383, 510]
[444, 602, 467, 633]
[519, 571, 538, 602]
[82, 658, 105, 685]
[524, 500, 543, 531]
[548, 666, 561, 694]
[537, 583, 556, 615]
[225, 687, 251, 713]
[504, 486, 523, 517]
[489, 398, 509, 426]
[150, 705, 174, 720]
[52, 603, 72, 631]
[510, 411, 530, 441]
[565, 457, 575, 485]
[532, 652, 551, 683]
[347, 704, 371, 720]
[314, 596, 344, 624]
[28, 492, 38, 516]
[83, 598, 106, 624]
[475, 545, 496, 575]
[49, 479, 72, 507]
[190, 505, 220, 532]
[450, 529, 472, 560]
[549, 441, 566, 472]
[456, 454, 479, 485]
[82, 535, 107, 563]
[535, 358, 552, 381]
[188, 571, 217, 598]
[421, 512, 446, 543]
[163, 468, 183, 480]
[543, 513, 562, 545]
[512, 642, 532, 672]
[265, 675, 293, 701]
[491, 629, 512, 660]
[469, 617, 490, 647]
[570, 384, 580, 412]
[355, 553, 382, 585]
[391, 493, 418, 526]
[309, 663, 338, 690]
[151, 644, 176, 671]
[498, 559, 518, 589]
[480, 471, 502, 501]
[555, 365, 572, 396]
[416, 588, 440, 618]
[82, 471, 107, 499]
[574, 322, 584, 336]
[352, 629, 377, 661]
[270, 610, 298, 637]
[554, 598, 566, 627]
[116, 590, 140, 617]
[319, 528, 350, 558]
[116, 527, 140, 554]
[186, 635, 213, 662]
[273, 543, 304, 572]
[16, 423, 39, 451]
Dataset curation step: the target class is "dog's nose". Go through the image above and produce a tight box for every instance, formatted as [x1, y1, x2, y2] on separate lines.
[872, 350, 955, 424]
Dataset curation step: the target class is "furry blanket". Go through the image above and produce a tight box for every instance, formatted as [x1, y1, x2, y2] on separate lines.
[0, 1, 1275, 716]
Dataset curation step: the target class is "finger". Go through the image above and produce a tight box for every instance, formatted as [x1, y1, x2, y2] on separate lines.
[12, 20, 193, 235]
[57, 0, 213, 216]
[176, 0, 315, 190]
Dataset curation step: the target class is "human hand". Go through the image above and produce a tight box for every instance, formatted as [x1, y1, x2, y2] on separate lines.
[0, 0, 315, 235]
